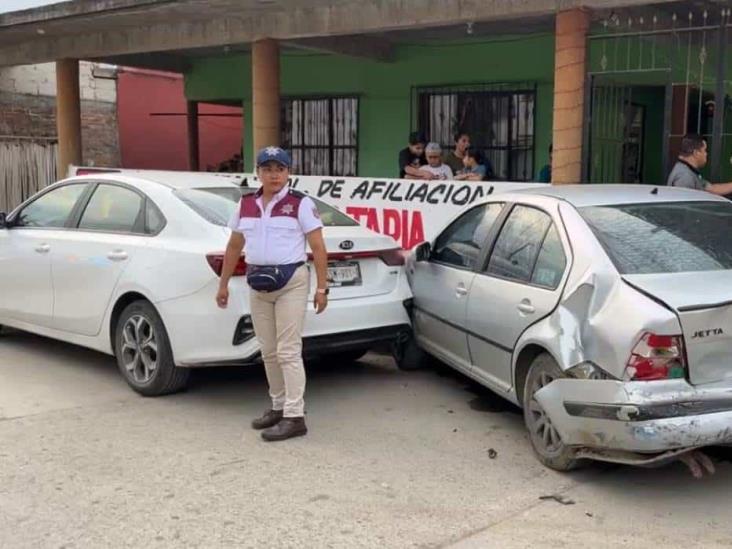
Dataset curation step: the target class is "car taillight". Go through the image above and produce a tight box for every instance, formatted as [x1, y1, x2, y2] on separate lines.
[377, 248, 406, 266]
[625, 333, 687, 381]
[307, 248, 405, 266]
[206, 253, 247, 277]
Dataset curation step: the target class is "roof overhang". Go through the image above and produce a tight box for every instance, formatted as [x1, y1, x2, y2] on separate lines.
[0, 0, 700, 68]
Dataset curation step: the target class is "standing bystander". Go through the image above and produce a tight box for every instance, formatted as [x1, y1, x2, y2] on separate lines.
[398, 132, 431, 179]
[443, 132, 471, 175]
[216, 146, 329, 442]
[667, 134, 732, 195]
[419, 143, 454, 180]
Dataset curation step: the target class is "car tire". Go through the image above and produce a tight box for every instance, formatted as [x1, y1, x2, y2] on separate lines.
[393, 332, 428, 371]
[114, 300, 190, 397]
[523, 353, 580, 471]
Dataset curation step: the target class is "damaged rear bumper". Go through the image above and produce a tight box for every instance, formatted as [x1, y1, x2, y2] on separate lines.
[535, 379, 732, 454]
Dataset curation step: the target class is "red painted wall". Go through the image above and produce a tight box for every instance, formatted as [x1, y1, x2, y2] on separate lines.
[117, 68, 242, 171]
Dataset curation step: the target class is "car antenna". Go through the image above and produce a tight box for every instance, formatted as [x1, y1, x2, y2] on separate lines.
[650, 187, 659, 195]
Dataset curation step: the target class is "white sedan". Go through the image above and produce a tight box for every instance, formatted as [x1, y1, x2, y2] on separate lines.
[0, 172, 412, 396]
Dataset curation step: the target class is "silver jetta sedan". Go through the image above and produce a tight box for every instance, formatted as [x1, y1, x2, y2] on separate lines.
[403, 184, 732, 472]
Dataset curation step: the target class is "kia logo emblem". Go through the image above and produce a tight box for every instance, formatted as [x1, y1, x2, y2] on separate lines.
[339, 240, 354, 250]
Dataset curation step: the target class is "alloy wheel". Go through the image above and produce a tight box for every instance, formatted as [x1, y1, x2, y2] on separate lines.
[527, 370, 564, 455]
[120, 314, 158, 384]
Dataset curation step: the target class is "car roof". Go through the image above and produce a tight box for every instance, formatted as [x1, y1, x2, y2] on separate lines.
[69, 169, 248, 190]
[512, 183, 725, 207]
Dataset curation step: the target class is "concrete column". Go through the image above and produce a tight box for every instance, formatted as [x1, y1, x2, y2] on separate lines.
[551, 9, 590, 184]
[55, 59, 82, 178]
[252, 38, 280, 155]
[186, 100, 200, 171]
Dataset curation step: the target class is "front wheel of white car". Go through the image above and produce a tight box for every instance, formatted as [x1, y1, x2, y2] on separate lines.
[114, 301, 190, 397]
[523, 354, 580, 471]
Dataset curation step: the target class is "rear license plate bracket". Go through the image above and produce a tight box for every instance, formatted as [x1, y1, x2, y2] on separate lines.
[327, 261, 362, 287]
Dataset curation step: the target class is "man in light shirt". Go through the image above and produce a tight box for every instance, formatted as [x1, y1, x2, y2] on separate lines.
[419, 142, 454, 180]
[216, 146, 329, 442]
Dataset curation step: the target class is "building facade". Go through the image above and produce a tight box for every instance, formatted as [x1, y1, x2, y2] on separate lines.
[1, 0, 730, 186]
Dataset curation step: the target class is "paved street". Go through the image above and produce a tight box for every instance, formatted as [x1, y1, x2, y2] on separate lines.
[1, 329, 731, 549]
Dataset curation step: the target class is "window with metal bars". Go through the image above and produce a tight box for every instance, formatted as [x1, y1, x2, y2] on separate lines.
[280, 97, 359, 176]
[413, 83, 537, 181]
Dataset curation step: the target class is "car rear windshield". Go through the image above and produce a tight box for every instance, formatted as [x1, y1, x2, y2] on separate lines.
[173, 187, 358, 227]
[579, 201, 732, 274]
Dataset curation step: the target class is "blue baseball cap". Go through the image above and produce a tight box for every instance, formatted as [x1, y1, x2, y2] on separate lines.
[256, 146, 291, 168]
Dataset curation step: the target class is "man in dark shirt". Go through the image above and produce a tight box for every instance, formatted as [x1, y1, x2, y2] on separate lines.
[398, 132, 431, 179]
[667, 133, 732, 195]
[443, 132, 471, 175]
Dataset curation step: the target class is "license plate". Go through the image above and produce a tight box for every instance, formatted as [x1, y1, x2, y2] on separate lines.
[327, 261, 362, 287]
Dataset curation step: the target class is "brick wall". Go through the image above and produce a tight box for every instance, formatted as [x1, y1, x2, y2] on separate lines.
[0, 62, 116, 103]
[0, 62, 120, 169]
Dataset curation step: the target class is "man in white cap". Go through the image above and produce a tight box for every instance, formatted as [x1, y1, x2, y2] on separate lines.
[419, 142, 454, 180]
[216, 146, 329, 441]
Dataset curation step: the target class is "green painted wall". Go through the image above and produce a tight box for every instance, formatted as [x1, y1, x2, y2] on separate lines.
[185, 34, 556, 177]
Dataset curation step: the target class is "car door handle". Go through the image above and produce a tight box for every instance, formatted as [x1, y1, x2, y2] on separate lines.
[107, 250, 128, 262]
[34, 243, 50, 254]
[517, 300, 535, 314]
[456, 285, 469, 297]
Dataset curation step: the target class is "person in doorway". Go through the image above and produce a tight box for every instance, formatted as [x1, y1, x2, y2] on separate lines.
[667, 133, 732, 195]
[419, 142, 454, 180]
[216, 146, 329, 442]
[538, 144, 552, 183]
[443, 132, 471, 175]
[398, 132, 432, 179]
[455, 148, 487, 181]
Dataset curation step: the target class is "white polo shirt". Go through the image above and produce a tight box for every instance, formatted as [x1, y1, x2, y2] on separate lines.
[228, 186, 323, 266]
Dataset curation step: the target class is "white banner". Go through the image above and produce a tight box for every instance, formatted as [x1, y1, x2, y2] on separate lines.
[246, 174, 545, 249]
[69, 167, 545, 249]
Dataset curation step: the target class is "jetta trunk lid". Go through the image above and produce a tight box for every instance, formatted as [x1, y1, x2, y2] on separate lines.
[624, 271, 732, 386]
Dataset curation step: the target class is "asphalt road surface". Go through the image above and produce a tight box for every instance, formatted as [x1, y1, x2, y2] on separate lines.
[1, 329, 731, 548]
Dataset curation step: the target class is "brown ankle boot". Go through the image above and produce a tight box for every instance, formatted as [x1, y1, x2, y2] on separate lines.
[251, 409, 283, 430]
[261, 417, 307, 441]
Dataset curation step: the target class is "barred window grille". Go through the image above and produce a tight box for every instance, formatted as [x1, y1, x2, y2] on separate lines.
[281, 97, 359, 176]
[413, 83, 537, 181]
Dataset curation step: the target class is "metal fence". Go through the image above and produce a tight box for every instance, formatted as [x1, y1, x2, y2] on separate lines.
[0, 137, 57, 212]
[585, 6, 732, 183]
[411, 82, 537, 181]
[281, 96, 359, 176]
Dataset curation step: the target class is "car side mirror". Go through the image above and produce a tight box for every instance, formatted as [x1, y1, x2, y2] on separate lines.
[415, 241, 431, 262]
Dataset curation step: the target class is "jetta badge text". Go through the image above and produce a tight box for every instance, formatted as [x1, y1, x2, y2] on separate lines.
[339, 240, 354, 250]
[691, 328, 724, 339]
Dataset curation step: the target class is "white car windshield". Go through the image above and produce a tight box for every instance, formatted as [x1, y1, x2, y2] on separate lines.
[174, 187, 358, 227]
[580, 200, 732, 274]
